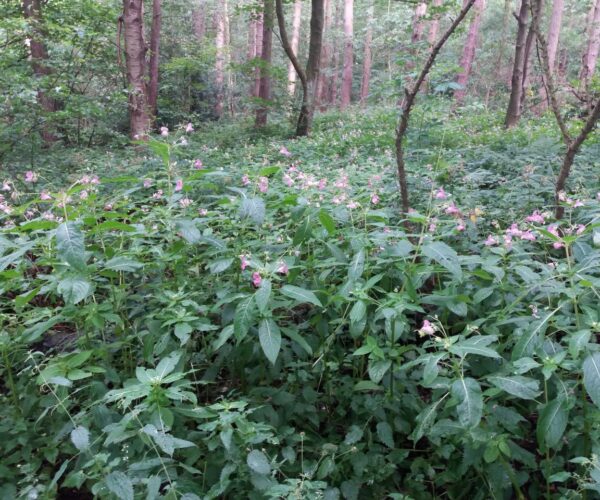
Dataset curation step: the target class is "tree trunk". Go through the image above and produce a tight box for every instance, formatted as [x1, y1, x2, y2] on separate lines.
[122, 0, 150, 139]
[147, 0, 161, 122]
[192, 0, 206, 40]
[253, 12, 264, 98]
[329, 0, 342, 105]
[215, 3, 227, 118]
[427, 0, 443, 48]
[287, 0, 303, 95]
[255, 0, 274, 127]
[580, 0, 600, 92]
[519, 0, 544, 114]
[505, 0, 530, 128]
[360, 3, 374, 105]
[316, 0, 331, 109]
[538, 0, 563, 110]
[296, 0, 325, 136]
[340, 0, 353, 109]
[22, 0, 58, 144]
[454, 0, 486, 104]
[411, 2, 428, 45]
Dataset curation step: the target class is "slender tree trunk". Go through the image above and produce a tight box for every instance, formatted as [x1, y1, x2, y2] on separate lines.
[360, 3, 374, 105]
[22, 0, 58, 144]
[538, 0, 563, 110]
[215, 3, 227, 118]
[329, 0, 342, 105]
[340, 0, 353, 109]
[316, 0, 331, 109]
[296, 0, 325, 136]
[519, 0, 544, 113]
[192, 0, 206, 40]
[147, 0, 161, 122]
[253, 12, 264, 98]
[256, 0, 274, 127]
[122, 0, 150, 139]
[411, 2, 428, 45]
[396, 0, 476, 215]
[287, 0, 303, 95]
[427, 0, 443, 47]
[505, 0, 530, 128]
[454, 0, 486, 104]
[580, 0, 600, 92]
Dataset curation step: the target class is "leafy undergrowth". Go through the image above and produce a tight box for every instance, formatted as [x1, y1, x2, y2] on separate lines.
[1, 108, 600, 499]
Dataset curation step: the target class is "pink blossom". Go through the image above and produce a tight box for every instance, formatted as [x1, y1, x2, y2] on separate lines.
[553, 241, 564, 249]
[506, 223, 523, 238]
[418, 320, 436, 337]
[573, 200, 584, 208]
[185, 122, 194, 133]
[2, 181, 11, 191]
[428, 223, 437, 232]
[252, 272, 262, 287]
[347, 200, 360, 209]
[242, 175, 250, 186]
[41, 211, 56, 220]
[152, 190, 163, 199]
[484, 235, 498, 246]
[0, 203, 12, 214]
[194, 159, 203, 169]
[283, 173, 294, 187]
[504, 234, 513, 250]
[371, 193, 380, 205]
[277, 261, 289, 275]
[160, 126, 169, 137]
[445, 202, 460, 215]
[240, 255, 250, 270]
[258, 177, 269, 193]
[279, 146, 292, 157]
[179, 198, 192, 208]
[383, 227, 391, 233]
[40, 191, 52, 201]
[434, 187, 448, 200]
[520, 230, 536, 241]
[525, 210, 545, 224]
[318, 178, 327, 190]
[576, 224, 586, 235]
[175, 179, 183, 192]
[24, 171, 37, 183]
[334, 175, 349, 190]
[143, 179, 152, 188]
[456, 222, 466, 231]
[199, 208, 208, 216]
[79, 190, 89, 200]
[104, 203, 113, 211]
[558, 191, 567, 202]
[548, 224, 560, 238]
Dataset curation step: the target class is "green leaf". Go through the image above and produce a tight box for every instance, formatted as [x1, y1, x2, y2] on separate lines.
[512, 310, 557, 360]
[280, 285, 322, 307]
[348, 249, 365, 281]
[175, 219, 201, 243]
[234, 296, 255, 341]
[537, 399, 568, 449]
[421, 241, 462, 279]
[258, 318, 281, 364]
[318, 209, 336, 235]
[349, 300, 367, 324]
[569, 330, 591, 358]
[488, 375, 541, 400]
[583, 353, 600, 408]
[448, 336, 501, 359]
[239, 197, 266, 225]
[255, 280, 272, 314]
[56, 222, 86, 270]
[344, 425, 363, 445]
[105, 256, 143, 272]
[208, 258, 234, 274]
[451, 377, 483, 428]
[281, 327, 313, 356]
[0, 242, 35, 272]
[90, 221, 136, 234]
[155, 351, 182, 380]
[376, 422, 394, 448]
[293, 216, 312, 245]
[368, 359, 392, 384]
[411, 397, 446, 442]
[57, 276, 92, 305]
[70, 426, 90, 451]
[247, 450, 271, 475]
[105, 471, 134, 500]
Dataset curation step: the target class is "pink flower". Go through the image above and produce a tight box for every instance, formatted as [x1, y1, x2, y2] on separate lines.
[277, 261, 289, 275]
[175, 179, 183, 192]
[418, 320, 436, 337]
[576, 224, 586, 235]
[160, 126, 169, 137]
[185, 122, 194, 133]
[199, 208, 208, 216]
[318, 178, 327, 190]
[553, 241, 564, 249]
[445, 202, 460, 215]
[79, 190, 89, 200]
[484, 235, 498, 246]
[194, 159, 203, 169]
[2, 181, 11, 191]
[242, 174, 250, 186]
[548, 224, 560, 238]
[279, 146, 292, 157]
[434, 187, 448, 200]
[40, 191, 52, 201]
[558, 191, 567, 202]
[456, 222, 466, 231]
[504, 234, 513, 249]
[283, 173, 294, 187]
[334, 175, 349, 190]
[240, 255, 250, 270]
[24, 171, 37, 183]
[152, 190, 163, 199]
[525, 210, 545, 224]
[104, 203, 113, 211]
[179, 197, 192, 208]
[371, 193, 380, 205]
[573, 200, 584, 208]
[506, 223, 523, 238]
[143, 179, 152, 188]
[520, 230, 536, 241]
[258, 176, 269, 193]
[347, 200, 359, 209]
[252, 272, 262, 287]
[428, 223, 437, 232]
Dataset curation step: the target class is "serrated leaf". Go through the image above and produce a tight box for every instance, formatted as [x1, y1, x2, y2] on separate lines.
[376, 422, 394, 448]
[421, 241, 462, 279]
[488, 375, 541, 400]
[280, 285, 322, 307]
[234, 296, 255, 341]
[175, 219, 201, 243]
[348, 249, 365, 281]
[411, 397, 446, 442]
[57, 276, 92, 305]
[344, 425, 363, 445]
[239, 197, 266, 225]
[318, 209, 336, 235]
[70, 426, 90, 451]
[105, 471, 134, 500]
[247, 450, 271, 475]
[104, 256, 143, 272]
[349, 300, 367, 324]
[583, 353, 600, 408]
[56, 222, 86, 270]
[537, 399, 568, 449]
[451, 377, 483, 428]
[512, 310, 557, 359]
[448, 336, 501, 359]
[258, 318, 281, 364]
[255, 279, 272, 314]
[368, 359, 391, 384]
[208, 258, 234, 274]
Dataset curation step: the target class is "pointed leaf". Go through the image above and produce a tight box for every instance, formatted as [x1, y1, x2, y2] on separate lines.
[537, 399, 568, 449]
[258, 318, 281, 364]
[451, 377, 483, 428]
[422, 241, 462, 279]
[583, 353, 600, 408]
[280, 285, 322, 307]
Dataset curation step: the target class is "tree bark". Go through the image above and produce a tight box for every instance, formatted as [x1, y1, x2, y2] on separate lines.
[296, 0, 325, 136]
[580, 0, 600, 92]
[505, 0, 530, 128]
[519, 0, 544, 114]
[122, 0, 150, 139]
[287, 0, 303, 95]
[340, 0, 353, 109]
[360, 3, 374, 105]
[22, 0, 58, 144]
[215, 3, 227, 118]
[329, 0, 342, 106]
[427, 0, 443, 48]
[396, 0, 476, 215]
[454, 0, 486, 104]
[253, 12, 264, 98]
[147, 0, 161, 122]
[192, 0, 206, 40]
[255, 0, 274, 127]
[411, 2, 428, 45]
[538, 0, 563, 110]
[316, 0, 332, 109]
